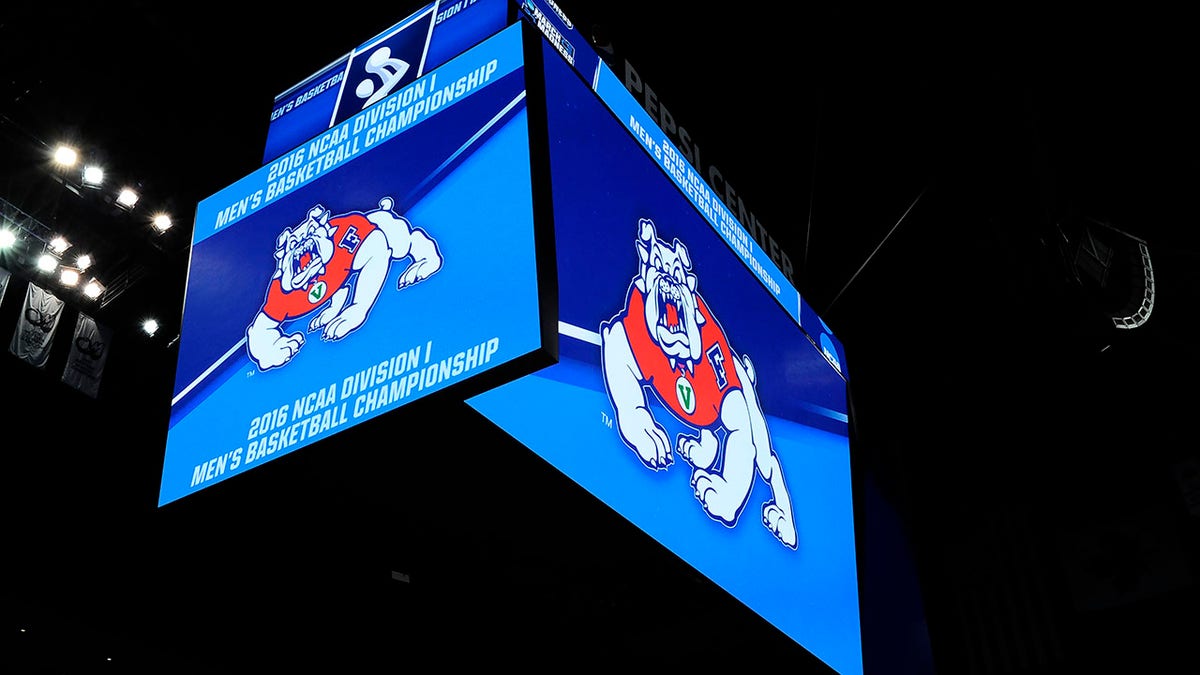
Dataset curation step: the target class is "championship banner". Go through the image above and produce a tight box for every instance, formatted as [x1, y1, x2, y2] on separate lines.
[9, 282, 65, 368]
[0, 266, 10, 306]
[61, 312, 112, 398]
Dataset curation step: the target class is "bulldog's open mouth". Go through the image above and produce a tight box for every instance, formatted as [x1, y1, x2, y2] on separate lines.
[655, 282, 689, 344]
[290, 238, 322, 284]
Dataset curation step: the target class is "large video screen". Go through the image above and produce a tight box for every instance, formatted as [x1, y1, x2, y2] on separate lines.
[160, 23, 544, 506]
[467, 31, 862, 675]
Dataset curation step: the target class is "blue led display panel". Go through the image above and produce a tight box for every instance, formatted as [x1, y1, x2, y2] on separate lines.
[263, 0, 510, 164]
[467, 28, 863, 675]
[160, 23, 543, 506]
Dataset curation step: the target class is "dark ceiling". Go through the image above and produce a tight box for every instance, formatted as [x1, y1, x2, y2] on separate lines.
[3, 2, 1198, 673]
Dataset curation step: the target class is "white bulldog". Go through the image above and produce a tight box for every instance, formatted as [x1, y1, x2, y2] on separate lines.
[600, 218, 797, 549]
[246, 196, 441, 370]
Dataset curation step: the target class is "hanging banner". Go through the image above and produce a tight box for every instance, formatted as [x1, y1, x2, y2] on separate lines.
[0, 266, 10, 306]
[61, 312, 112, 398]
[9, 282, 65, 368]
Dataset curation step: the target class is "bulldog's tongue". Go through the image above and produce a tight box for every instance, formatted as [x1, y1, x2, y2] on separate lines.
[666, 303, 678, 328]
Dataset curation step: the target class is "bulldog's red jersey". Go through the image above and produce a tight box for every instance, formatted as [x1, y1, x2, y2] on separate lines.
[261, 214, 377, 322]
[621, 285, 741, 428]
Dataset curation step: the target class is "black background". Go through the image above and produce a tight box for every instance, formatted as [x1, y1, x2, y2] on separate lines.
[3, 2, 1198, 672]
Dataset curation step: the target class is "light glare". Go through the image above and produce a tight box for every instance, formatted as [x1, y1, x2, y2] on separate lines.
[83, 279, 104, 299]
[54, 145, 78, 166]
[117, 188, 139, 208]
[152, 214, 172, 232]
[37, 254, 58, 271]
[0, 229, 15, 248]
[82, 165, 104, 187]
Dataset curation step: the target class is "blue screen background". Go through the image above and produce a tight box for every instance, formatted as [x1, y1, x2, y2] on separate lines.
[162, 26, 541, 506]
[468, 39, 862, 675]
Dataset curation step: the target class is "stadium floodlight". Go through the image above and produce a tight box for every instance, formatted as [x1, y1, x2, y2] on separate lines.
[37, 253, 59, 271]
[76, 254, 92, 270]
[0, 229, 15, 248]
[53, 145, 78, 167]
[82, 165, 104, 188]
[49, 236, 71, 254]
[152, 214, 172, 232]
[116, 188, 139, 209]
[142, 318, 159, 336]
[83, 278, 104, 299]
[60, 266, 81, 286]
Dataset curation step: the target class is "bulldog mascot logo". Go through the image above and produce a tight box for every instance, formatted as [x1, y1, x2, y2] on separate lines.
[600, 218, 797, 549]
[246, 196, 442, 370]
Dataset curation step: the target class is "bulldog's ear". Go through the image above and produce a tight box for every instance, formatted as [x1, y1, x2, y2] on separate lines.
[274, 231, 288, 259]
[673, 238, 691, 271]
[637, 217, 656, 243]
[636, 238, 650, 265]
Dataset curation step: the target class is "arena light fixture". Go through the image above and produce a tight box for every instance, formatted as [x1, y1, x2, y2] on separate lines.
[116, 188, 139, 209]
[0, 229, 15, 248]
[37, 253, 59, 272]
[76, 254, 92, 270]
[59, 266, 81, 286]
[53, 145, 78, 167]
[82, 165, 104, 188]
[82, 278, 104, 299]
[152, 214, 172, 232]
[142, 318, 159, 336]
[49, 236, 70, 254]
